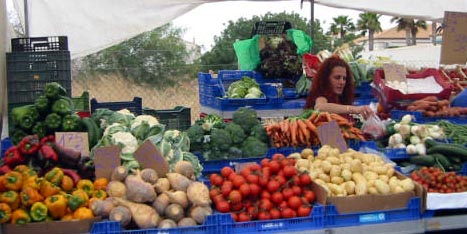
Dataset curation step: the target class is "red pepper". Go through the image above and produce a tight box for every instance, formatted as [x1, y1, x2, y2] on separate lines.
[39, 145, 58, 162]
[3, 147, 25, 167]
[18, 135, 40, 155]
[40, 135, 55, 146]
[0, 165, 12, 175]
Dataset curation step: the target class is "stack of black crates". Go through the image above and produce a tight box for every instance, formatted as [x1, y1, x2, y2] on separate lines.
[6, 36, 71, 111]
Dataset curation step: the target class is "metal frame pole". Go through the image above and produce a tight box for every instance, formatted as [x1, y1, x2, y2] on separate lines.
[24, 0, 29, 37]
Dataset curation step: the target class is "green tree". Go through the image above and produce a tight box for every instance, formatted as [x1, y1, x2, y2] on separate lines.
[391, 17, 412, 46]
[330, 15, 355, 40]
[200, 12, 331, 71]
[357, 12, 382, 51]
[78, 23, 190, 88]
[410, 20, 427, 45]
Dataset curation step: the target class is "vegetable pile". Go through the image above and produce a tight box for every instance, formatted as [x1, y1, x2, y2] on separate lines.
[411, 167, 467, 193]
[434, 120, 467, 145]
[406, 96, 467, 117]
[407, 139, 467, 172]
[226, 76, 264, 99]
[209, 154, 316, 222]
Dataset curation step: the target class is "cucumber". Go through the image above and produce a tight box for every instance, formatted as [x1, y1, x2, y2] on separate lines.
[432, 153, 451, 168]
[424, 138, 440, 149]
[81, 117, 99, 147]
[426, 144, 467, 161]
[447, 156, 462, 165]
[409, 155, 435, 166]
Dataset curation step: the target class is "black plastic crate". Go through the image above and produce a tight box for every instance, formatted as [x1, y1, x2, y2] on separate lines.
[91, 97, 143, 115]
[251, 21, 292, 36]
[11, 36, 68, 52]
[72, 91, 90, 112]
[6, 51, 71, 105]
[143, 106, 191, 130]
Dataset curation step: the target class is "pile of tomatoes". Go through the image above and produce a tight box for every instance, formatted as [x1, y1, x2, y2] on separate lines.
[209, 153, 316, 222]
[410, 167, 467, 193]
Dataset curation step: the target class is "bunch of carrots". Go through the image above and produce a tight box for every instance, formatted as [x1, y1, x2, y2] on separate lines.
[406, 96, 467, 117]
[265, 111, 365, 148]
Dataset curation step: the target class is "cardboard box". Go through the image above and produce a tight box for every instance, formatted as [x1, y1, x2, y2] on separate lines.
[2, 217, 101, 234]
[313, 172, 426, 214]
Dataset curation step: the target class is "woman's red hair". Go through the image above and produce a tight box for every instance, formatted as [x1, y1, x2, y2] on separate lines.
[304, 55, 355, 109]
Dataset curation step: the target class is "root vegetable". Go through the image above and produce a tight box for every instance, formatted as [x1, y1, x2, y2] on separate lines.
[152, 193, 170, 215]
[111, 166, 128, 181]
[158, 219, 177, 229]
[166, 173, 192, 192]
[109, 206, 132, 227]
[187, 182, 211, 207]
[90, 198, 115, 218]
[164, 203, 185, 222]
[107, 181, 127, 198]
[125, 170, 157, 203]
[140, 168, 159, 184]
[174, 161, 195, 179]
[164, 190, 189, 209]
[155, 178, 170, 193]
[112, 197, 160, 229]
[178, 217, 197, 227]
[189, 206, 212, 224]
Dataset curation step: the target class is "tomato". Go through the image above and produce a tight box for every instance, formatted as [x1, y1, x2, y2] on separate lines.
[221, 167, 234, 178]
[291, 185, 302, 196]
[231, 201, 244, 211]
[275, 175, 286, 186]
[277, 170, 285, 178]
[238, 212, 251, 222]
[271, 192, 284, 204]
[282, 187, 294, 200]
[283, 165, 297, 178]
[262, 167, 271, 178]
[259, 177, 269, 187]
[259, 199, 273, 211]
[250, 163, 261, 171]
[303, 190, 316, 203]
[246, 174, 259, 184]
[278, 200, 288, 210]
[261, 190, 271, 200]
[228, 172, 238, 181]
[267, 180, 281, 192]
[216, 201, 230, 213]
[268, 161, 281, 174]
[210, 174, 224, 186]
[213, 194, 225, 204]
[290, 175, 300, 186]
[249, 183, 261, 196]
[240, 168, 251, 178]
[297, 205, 311, 217]
[247, 206, 258, 219]
[272, 153, 285, 161]
[288, 196, 302, 210]
[221, 181, 233, 197]
[280, 159, 291, 168]
[281, 208, 294, 218]
[230, 212, 238, 222]
[229, 190, 243, 203]
[258, 211, 271, 220]
[299, 173, 312, 186]
[232, 175, 246, 188]
[210, 188, 221, 199]
[261, 158, 270, 167]
[239, 183, 251, 197]
[270, 208, 282, 219]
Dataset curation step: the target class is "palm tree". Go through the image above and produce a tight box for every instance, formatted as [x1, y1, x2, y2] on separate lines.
[391, 17, 412, 46]
[330, 15, 355, 40]
[357, 12, 382, 51]
[410, 20, 427, 45]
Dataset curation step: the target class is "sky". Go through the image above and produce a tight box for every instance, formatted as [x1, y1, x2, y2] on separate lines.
[172, 1, 394, 51]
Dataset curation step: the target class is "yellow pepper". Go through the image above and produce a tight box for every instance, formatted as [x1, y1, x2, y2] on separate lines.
[13, 165, 30, 174]
[11, 208, 31, 224]
[60, 175, 74, 192]
[92, 190, 107, 200]
[0, 191, 20, 210]
[22, 176, 40, 190]
[44, 194, 67, 219]
[3, 171, 23, 191]
[72, 189, 89, 205]
[0, 202, 12, 223]
[0, 176, 7, 192]
[76, 179, 94, 197]
[72, 207, 94, 220]
[20, 186, 44, 207]
[30, 202, 48, 222]
[20, 169, 37, 181]
[40, 180, 61, 198]
[61, 213, 74, 221]
[44, 167, 64, 186]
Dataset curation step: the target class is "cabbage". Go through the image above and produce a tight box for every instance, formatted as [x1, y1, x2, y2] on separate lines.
[247, 87, 263, 97]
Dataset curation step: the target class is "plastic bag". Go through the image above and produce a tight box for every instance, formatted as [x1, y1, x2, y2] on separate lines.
[361, 114, 386, 140]
[233, 35, 261, 70]
[286, 29, 313, 55]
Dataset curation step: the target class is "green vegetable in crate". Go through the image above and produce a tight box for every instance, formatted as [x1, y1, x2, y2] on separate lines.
[45, 113, 62, 130]
[44, 82, 67, 100]
[210, 128, 232, 151]
[11, 105, 39, 130]
[224, 122, 245, 144]
[196, 114, 224, 132]
[185, 124, 205, 151]
[10, 129, 28, 145]
[61, 114, 81, 131]
[52, 97, 73, 116]
[241, 136, 268, 158]
[81, 117, 102, 148]
[232, 107, 260, 135]
[31, 122, 47, 139]
[227, 77, 263, 98]
[295, 74, 311, 96]
[34, 95, 49, 114]
[250, 124, 268, 143]
[228, 146, 243, 159]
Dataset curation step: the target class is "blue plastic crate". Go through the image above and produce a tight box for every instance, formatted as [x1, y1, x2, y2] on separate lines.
[385, 148, 410, 160]
[390, 110, 467, 124]
[281, 98, 306, 109]
[1, 138, 13, 159]
[325, 197, 421, 227]
[216, 205, 324, 233]
[283, 88, 299, 99]
[353, 97, 378, 106]
[198, 72, 222, 98]
[198, 155, 266, 175]
[90, 97, 142, 115]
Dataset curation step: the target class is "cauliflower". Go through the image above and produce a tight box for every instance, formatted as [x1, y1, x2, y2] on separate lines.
[104, 123, 128, 136]
[130, 115, 159, 130]
[117, 109, 135, 117]
[111, 131, 138, 154]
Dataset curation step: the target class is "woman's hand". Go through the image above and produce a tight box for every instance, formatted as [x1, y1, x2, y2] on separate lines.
[355, 106, 374, 119]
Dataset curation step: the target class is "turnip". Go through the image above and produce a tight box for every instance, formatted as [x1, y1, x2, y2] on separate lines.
[178, 217, 197, 227]
[155, 178, 171, 193]
[107, 181, 127, 198]
[164, 203, 185, 222]
[187, 182, 211, 206]
[140, 168, 159, 184]
[166, 173, 192, 192]
[174, 161, 195, 179]
[164, 190, 189, 209]
[189, 206, 212, 224]
[111, 166, 128, 181]
[125, 170, 157, 203]
[152, 193, 170, 215]
[109, 206, 132, 227]
[158, 219, 177, 229]
[90, 198, 115, 218]
[112, 197, 160, 229]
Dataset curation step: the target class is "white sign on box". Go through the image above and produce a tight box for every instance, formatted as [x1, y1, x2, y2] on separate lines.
[427, 192, 467, 210]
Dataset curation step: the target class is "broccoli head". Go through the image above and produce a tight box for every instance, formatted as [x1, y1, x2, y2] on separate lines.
[224, 122, 246, 144]
[232, 107, 260, 135]
[185, 124, 205, 151]
[228, 146, 243, 159]
[199, 114, 224, 131]
[250, 124, 268, 143]
[210, 128, 232, 151]
[241, 136, 268, 158]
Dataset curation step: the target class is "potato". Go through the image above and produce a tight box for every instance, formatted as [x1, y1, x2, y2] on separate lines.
[341, 169, 352, 182]
[308, 170, 319, 180]
[288, 152, 302, 159]
[312, 159, 323, 168]
[355, 182, 368, 195]
[368, 186, 379, 194]
[331, 176, 344, 185]
[386, 168, 395, 177]
[378, 175, 389, 183]
[343, 181, 356, 195]
[363, 171, 378, 181]
[374, 179, 391, 194]
[393, 186, 405, 193]
[329, 165, 342, 178]
[314, 179, 327, 186]
[361, 154, 376, 164]
[372, 166, 387, 175]
[400, 178, 415, 192]
[328, 183, 344, 195]
[301, 148, 314, 159]
[317, 145, 332, 159]
[329, 148, 341, 158]
[321, 161, 332, 174]
[318, 173, 331, 183]
[350, 159, 363, 173]
[341, 163, 351, 171]
[296, 159, 310, 169]
[352, 173, 366, 184]
[326, 156, 341, 165]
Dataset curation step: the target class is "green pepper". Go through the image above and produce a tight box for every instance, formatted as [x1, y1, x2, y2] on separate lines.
[52, 98, 72, 116]
[44, 82, 67, 100]
[45, 113, 62, 130]
[44, 167, 64, 186]
[31, 122, 47, 139]
[67, 194, 85, 211]
[10, 129, 28, 145]
[30, 202, 48, 222]
[11, 209, 31, 224]
[34, 95, 49, 113]
[61, 114, 81, 131]
[10, 105, 39, 130]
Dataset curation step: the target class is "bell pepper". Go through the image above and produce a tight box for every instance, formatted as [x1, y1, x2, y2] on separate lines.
[10, 208, 31, 224]
[0, 165, 12, 175]
[92, 190, 107, 200]
[60, 175, 74, 192]
[30, 201, 48, 222]
[44, 82, 67, 100]
[10, 129, 28, 145]
[45, 113, 62, 130]
[22, 176, 40, 190]
[44, 167, 64, 186]
[39, 145, 58, 162]
[0, 191, 20, 210]
[3, 146, 25, 167]
[39, 180, 61, 198]
[13, 165, 30, 173]
[61, 213, 74, 221]
[40, 135, 56, 146]
[52, 98, 73, 116]
[72, 189, 89, 203]
[31, 122, 47, 139]
[61, 114, 81, 131]
[10, 105, 39, 130]
[3, 171, 23, 191]
[21, 186, 44, 207]
[67, 194, 85, 211]
[0, 202, 12, 223]
[0, 176, 7, 192]
[18, 135, 40, 155]
[34, 95, 49, 113]
[76, 179, 94, 197]
[44, 194, 67, 219]
[73, 207, 94, 220]
[93, 177, 108, 191]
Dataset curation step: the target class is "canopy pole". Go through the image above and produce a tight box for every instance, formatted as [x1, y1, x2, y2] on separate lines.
[310, 0, 314, 50]
[24, 0, 29, 37]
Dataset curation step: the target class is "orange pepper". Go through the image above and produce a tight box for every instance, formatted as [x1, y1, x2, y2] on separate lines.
[0, 191, 20, 210]
[44, 194, 67, 219]
[72, 207, 94, 220]
[93, 178, 108, 191]
[3, 171, 23, 191]
[10, 208, 30, 224]
[61, 213, 74, 221]
[40, 180, 61, 197]
[0, 176, 7, 192]
[0, 202, 12, 223]
[20, 186, 44, 207]
[72, 189, 89, 205]
[60, 175, 74, 192]
[22, 176, 40, 190]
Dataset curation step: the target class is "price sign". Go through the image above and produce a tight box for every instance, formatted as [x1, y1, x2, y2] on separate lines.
[134, 140, 170, 177]
[93, 146, 121, 180]
[440, 11, 467, 64]
[383, 63, 407, 82]
[55, 132, 89, 157]
[317, 120, 347, 152]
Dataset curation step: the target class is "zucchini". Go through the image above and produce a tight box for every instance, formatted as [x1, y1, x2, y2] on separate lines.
[426, 144, 467, 161]
[424, 138, 440, 149]
[432, 153, 451, 168]
[447, 156, 462, 165]
[409, 155, 435, 166]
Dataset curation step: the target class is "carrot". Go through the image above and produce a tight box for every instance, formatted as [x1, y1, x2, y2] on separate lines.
[296, 120, 310, 141]
[342, 130, 350, 139]
[289, 119, 298, 146]
[304, 119, 319, 137]
[307, 112, 318, 123]
[324, 112, 332, 122]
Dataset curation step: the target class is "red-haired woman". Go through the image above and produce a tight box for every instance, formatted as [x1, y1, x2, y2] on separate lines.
[304, 55, 373, 119]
